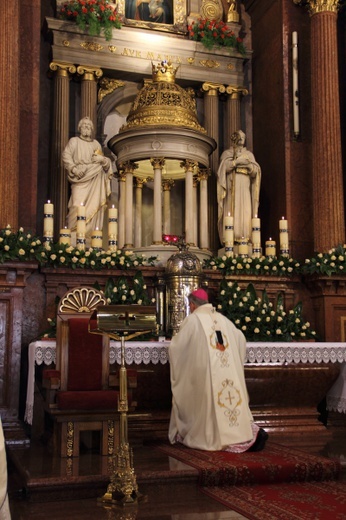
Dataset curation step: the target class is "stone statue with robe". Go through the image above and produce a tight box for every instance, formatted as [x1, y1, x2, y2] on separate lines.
[217, 130, 261, 243]
[62, 117, 112, 242]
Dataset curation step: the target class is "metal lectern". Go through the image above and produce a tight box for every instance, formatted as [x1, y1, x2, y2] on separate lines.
[89, 305, 158, 506]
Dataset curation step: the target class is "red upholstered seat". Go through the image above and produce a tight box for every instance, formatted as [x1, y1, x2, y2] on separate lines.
[57, 390, 118, 410]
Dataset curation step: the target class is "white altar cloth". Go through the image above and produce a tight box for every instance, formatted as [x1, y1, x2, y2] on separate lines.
[24, 340, 346, 425]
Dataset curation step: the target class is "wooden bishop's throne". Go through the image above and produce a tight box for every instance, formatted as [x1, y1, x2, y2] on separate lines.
[43, 287, 120, 457]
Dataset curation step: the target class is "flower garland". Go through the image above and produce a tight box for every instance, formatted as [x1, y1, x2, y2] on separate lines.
[203, 254, 301, 277]
[188, 18, 246, 55]
[58, 0, 122, 41]
[217, 280, 318, 342]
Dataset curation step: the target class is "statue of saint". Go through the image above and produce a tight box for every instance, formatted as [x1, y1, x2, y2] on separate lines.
[62, 117, 113, 241]
[216, 130, 261, 243]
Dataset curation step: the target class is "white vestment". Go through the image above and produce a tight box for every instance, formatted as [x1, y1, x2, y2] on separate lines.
[168, 304, 256, 451]
[62, 137, 112, 237]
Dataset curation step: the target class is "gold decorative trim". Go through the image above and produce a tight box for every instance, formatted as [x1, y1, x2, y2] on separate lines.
[49, 61, 76, 76]
[227, 63, 234, 71]
[77, 65, 103, 80]
[293, 0, 339, 14]
[98, 77, 125, 103]
[202, 82, 226, 94]
[200, 0, 224, 22]
[187, 57, 195, 65]
[108, 45, 117, 53]
[225, 85, 249, 98]
[63, 40, 70, 47]
[80, 41, 104, 52]
[199, 59, 220, 69]
[150, 157, 166, 169]
[66, 421, 74, 457]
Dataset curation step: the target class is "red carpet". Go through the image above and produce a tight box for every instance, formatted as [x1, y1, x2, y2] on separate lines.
[201, 481, 346, 520]
[156, 441, 340, 486]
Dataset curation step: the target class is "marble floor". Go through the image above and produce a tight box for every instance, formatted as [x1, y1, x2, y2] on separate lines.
[6, 419, 346, 520]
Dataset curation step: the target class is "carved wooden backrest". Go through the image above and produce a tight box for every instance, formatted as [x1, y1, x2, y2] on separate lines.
[56, 287, 109, 391]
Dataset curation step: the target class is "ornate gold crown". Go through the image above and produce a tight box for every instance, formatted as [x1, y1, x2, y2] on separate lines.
[152, 60, 179, 83]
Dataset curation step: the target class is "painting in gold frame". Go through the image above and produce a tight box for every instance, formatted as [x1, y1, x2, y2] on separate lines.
[115, 0, 187, 34]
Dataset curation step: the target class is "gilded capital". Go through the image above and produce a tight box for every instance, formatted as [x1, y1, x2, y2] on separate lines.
[180, 159, 198, 173]
[49, 61, 76, 77]
[119, 161, 138, 174]
[197, 167, 211, 181]
[201, 82, 226, 95]
[150, 157, 166, 169]
[135, 177, 146, 187]
[162, 179, 175, 191]
[293, 0, 340, 14]
[77, 65, 103, 80]
[225, 85, 249, 98]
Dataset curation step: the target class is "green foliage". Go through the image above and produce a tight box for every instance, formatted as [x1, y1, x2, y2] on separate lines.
[187, 19, 246, 55]
[98, 271, 156, 305]
[58, 0, 122, 41]
[217, 280, 318, 342]
[0, 225, 44, 264]
[301, 245, 346, 276]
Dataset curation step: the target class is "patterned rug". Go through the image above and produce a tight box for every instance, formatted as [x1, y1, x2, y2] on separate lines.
[156, 441, 340, 486]
[201, 481, 346, 520]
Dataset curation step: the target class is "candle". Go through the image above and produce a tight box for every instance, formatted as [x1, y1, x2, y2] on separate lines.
[224, 215, 234, 246]
[76, 203, 86, 250]
[108, 205, 118, 251]
[251, 216, 261, 247]
[265, 238, 276, 258]
[43, 200, 54, 244]
[279, 216, 289, 256]
[238, 238, 249, 257]
[91, 228, 103, 249]
[59, 227, 71, 246]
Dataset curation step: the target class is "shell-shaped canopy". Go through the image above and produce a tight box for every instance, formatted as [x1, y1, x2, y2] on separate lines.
[58, 287, 107, 314]
[120, 61, 207, 134]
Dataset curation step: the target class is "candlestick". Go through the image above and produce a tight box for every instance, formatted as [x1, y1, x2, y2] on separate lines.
[292, 31, 300, 138]
[224, 215, 234, 246]
[251, 216, 261, 247]
[265, 238, 276, 258]
[59, 227, 71, 246]
[108, 205, 118, 251]
[43, 200, 54, 245]
[91, 228, 103, 249]
[279, 217, 289, 256]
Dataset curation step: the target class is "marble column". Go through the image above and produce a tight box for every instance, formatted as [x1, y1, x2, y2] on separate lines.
[202, 82, 223, 251]
[193, 176, 198, 246]
[117, 171, 126, 249]
[162, 179, 174, 235]
[49, 61, 76, 235]
[150, 158, 165, 245]
[198, 168, 211, 250]
[77, 66, 103, 132]
[134, 178, 144, 248]
[225, 85, 248, 146]
[0, 0, 20, 228]
[307, 0, 345, 251]
[181, 160, 198, 246]
[121, 161, 137, 248]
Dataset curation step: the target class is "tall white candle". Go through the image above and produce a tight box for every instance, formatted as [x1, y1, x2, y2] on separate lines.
[108, 205, 118, 251]
[76, 203, 86, 250]
[265, 238, 276, 257]
[59, 227, 71, 246]
[224, 215, 234, 246]
[279, 216, 289, 255]
[43, 200, 54, 244]
[238, 238, 249, 257]
[251, 216, 261, 246]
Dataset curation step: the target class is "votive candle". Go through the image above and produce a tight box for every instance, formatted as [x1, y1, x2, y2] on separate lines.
[91, 228, 103, 249]
[59, 227, 71, 246]
[265, 238, 276, 257]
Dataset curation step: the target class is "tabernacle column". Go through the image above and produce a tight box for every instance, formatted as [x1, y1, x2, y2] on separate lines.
[134, 178, 144, 248]
[151, 158, 165, 245]
[121, 161, 137, 249]
[163, 180, 174, 236]
[181, 160, 197, 246]
[198, 168, 210, 250]
[117, 171, 126, 249]
[308, 1, 345, 250]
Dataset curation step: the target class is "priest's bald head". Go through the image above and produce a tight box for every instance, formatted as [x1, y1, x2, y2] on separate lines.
[188, 288, 209, 309]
